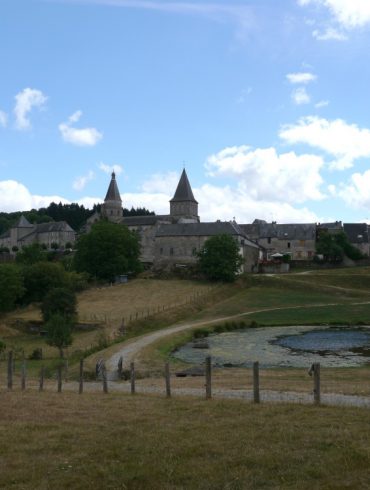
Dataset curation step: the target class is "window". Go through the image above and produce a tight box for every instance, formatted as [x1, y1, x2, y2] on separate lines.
[192, 247, 197, 256]
[287, 242, 291, 249]
[299, 240, 305, 246]
[267, 237, 271, 244]
[170, 247, 174, 256]
[160, 247, 163, 255]
[241, 240, 245, 245]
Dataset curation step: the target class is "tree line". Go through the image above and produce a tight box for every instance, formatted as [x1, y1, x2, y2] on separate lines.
[0, 202, 154, 234]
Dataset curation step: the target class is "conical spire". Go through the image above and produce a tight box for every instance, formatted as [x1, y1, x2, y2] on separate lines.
[16, 215, 33, 227]
[170, 169, 198, 203]
[104, 172, 122, 202]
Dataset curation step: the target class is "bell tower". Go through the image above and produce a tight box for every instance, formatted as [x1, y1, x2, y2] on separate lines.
[101, 172, 123, 223]
[170, 169, 199, 222]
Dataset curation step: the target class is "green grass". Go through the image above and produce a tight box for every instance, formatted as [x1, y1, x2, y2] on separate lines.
[1, 391, 370, 489]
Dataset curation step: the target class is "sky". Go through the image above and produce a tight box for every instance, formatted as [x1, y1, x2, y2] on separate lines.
[2, 0, 370, 224]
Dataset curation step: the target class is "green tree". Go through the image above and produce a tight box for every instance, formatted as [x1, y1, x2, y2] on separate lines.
[316, 231, 363, 263]
[0, 339, 6, 354]
[197, 234, 243, 282]
[23, 262, 68, 303]
[45, 313, 73, 358]
[16, 243, 47, 265]
[0, 264, 24, 312]
[41, 287, 77, 324]
[74, 221, 141, 281]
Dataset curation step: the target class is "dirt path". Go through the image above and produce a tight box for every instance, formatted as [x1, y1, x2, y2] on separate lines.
[106, 300, 370, 374]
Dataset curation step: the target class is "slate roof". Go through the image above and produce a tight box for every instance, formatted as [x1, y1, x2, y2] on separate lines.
[155, 221, 260, 248]
[317, 221, 342, 230]
[19, 221, 74, 241]
[170, 169, 198, 203]
[16, 215, 33, 228]
[122, 215, 171, 226]
[241, 223, 316, 240]
[104, 172, 122, 202]
[343, 223, 369, 243]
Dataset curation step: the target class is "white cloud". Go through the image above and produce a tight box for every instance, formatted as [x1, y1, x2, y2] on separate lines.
[0, 110, 8, 128]
[291, 87, 311, 105]
[205, 145, 325, 203]
[0, 180, 68, 212]
[73, 170, 95, 191]
[299, 0, 370, 29]
[336, 170, 370, 210]
[13, 88, 48, 130]
[312, 27, 347, 40]
[280, 116, 370, 170]
[315, 100, 329, 108]
[141, 171, 180, 194]
[59, 111, 103, 146]
[98, 162, 123, 175]
[286, 72, 317, 84]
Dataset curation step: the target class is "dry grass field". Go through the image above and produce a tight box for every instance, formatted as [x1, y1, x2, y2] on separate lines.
[0, 391, 370, 489]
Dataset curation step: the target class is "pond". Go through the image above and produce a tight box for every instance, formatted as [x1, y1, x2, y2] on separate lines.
[172, 326, 370, 368]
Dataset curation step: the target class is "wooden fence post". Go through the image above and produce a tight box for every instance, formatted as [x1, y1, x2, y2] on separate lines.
[57, 366, 62, 393]
[102, 362, 108, 394]
[165, 362, 171, 398]
[117, 356, 123, 379]
[253, 361, 260, 403]
[130, 362, 135, 394]
[313, 362, 321, 405]
[7, 351, 13, 390]
[79, 359, 84, 394]
[21, 354, 26, 391]
[205, 356, 212, 399]
[39, 366, 44, 392]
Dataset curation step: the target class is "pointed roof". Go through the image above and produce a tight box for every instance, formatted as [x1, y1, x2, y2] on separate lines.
[104, 172, 122, 202]
[170, 169, 198, 203]
[16, 215, 33, 228]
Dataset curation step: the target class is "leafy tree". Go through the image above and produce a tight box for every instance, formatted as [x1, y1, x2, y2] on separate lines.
[16, 243, 47, 265]
[22, 262, 68, 302]
[74, 221, 141, 281]
[0, 264, 24, 312]
[197, 234, 243, 282]
[41, 287, 77, 324]
[45, 313, 73, 358]
[316, 231, 363, 263]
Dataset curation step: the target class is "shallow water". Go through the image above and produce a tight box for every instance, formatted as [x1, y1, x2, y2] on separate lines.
[172, 326, 370, 368]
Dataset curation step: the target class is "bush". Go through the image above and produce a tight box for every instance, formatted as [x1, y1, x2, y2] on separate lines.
[41, 287, 77, 324]
[0, 264, 24, 312]
[23, 262, 68, 303]
[29, 348, 43, 360]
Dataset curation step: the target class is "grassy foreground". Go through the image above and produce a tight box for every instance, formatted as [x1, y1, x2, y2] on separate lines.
[1, 392, 370, 489]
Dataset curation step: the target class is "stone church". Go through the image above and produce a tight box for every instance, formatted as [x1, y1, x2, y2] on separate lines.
[88, 170, 261, 272]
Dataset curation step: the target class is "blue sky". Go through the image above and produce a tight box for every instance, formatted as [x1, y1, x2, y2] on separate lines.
[2, 0, 370, 224]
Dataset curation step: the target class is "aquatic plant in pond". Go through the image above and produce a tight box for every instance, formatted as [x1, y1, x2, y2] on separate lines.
[172, 326, 370, 368]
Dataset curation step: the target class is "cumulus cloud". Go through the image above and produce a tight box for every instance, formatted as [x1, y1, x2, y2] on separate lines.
[72, 170, 95, 191]
[312, 27, 348, 40]
[13, 88, 48, 130]
[98, 162, 123, 175]
[299, 0, 370, 29]
[286, 72, 317, 84]
[0, 110, 8, 128]
[336, 170, 370, 210]
[0, 180, 68, 212]
[141, 171, 180, 194]
[206, 145, 325, 203]
[59, 110, 102, 146]
[279, 116, 370, 170]
[291, 87, 311, 105]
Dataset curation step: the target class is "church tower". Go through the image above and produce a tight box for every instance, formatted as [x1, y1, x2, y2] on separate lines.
[101, 172, 123, 223]
[170, 169, 199, 222]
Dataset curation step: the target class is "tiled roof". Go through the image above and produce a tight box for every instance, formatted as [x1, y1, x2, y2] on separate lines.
[241, 223, 316, 240]
[122, 215, 171, 226]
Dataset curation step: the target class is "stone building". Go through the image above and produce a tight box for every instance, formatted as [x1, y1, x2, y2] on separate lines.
[91, 170, 261, 272]
[0, 215, 76, 253]
[343, 223, 370, 256]
[241, 220, 316, 260]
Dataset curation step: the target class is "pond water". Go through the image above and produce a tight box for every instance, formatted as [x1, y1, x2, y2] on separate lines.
[172, 326, 370, 368]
